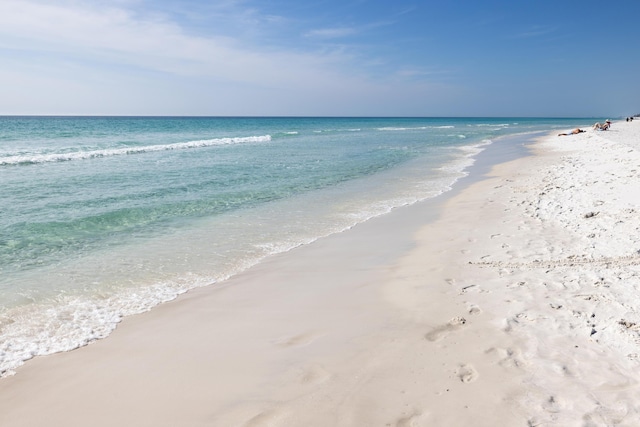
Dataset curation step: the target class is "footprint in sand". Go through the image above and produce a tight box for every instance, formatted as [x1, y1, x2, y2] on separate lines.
[244, 408, 288, 427]
[466, 303, 482, 315]
[425, 317, 467, 342]
[485, 347, 525, 369]
[299, 365, 331, 386]
[541, 395, 566, 414]
[456, 364, 478, 383]
[395, 411, 430, 426]
[274, 331, 319, 348]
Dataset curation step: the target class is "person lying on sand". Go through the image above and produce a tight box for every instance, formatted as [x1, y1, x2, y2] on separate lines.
[558, 128, 585, 136]
[593, 120, 611, 131]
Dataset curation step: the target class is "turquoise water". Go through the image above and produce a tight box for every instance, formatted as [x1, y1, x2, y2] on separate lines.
[0, 116, 592, 375]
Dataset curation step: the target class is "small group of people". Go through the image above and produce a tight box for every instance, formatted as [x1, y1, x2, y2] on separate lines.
[593, 119, 612, 131]
[626, 117, 635, 122]
[558, 118, 625, 137]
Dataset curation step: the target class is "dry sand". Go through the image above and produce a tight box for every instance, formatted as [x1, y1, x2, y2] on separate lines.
[1, 120, 640, 426]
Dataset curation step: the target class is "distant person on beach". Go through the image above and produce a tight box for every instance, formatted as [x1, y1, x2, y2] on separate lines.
[558, 128, 585, 136]
[593, 120, 611, 131]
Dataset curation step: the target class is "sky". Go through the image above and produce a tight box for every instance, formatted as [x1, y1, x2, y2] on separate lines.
[0, 0, 638, 117]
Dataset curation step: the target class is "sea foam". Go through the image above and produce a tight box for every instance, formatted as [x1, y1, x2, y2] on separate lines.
[0, 135, 271, 166]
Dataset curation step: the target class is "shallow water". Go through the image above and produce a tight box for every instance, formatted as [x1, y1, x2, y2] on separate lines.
[0, 116, 594, 375]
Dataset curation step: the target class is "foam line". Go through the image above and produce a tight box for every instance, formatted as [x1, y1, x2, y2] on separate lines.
[0, 135, 272, 166]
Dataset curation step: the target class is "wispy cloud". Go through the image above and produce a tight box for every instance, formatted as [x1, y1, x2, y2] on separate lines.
[304, 27, 358, 39]
[304, 18, 396, 41]
[0, 0, 443, 115]
[392, 65, 456, 82]
[0, 0, 349, 86]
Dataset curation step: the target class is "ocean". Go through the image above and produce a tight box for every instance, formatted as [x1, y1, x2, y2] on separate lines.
[0, 116, 591, 375]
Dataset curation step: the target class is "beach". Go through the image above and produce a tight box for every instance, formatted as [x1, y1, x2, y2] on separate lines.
[2, 119, 640, 426]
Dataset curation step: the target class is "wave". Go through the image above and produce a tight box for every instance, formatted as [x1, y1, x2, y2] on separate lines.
[0, 135, 272, 166]
[312, 128, 361, 133]
[377, 126, 454, 131]
[454, 139, 493, 153]
[377, 127, 426, 131]
[471, 123, 510, 127]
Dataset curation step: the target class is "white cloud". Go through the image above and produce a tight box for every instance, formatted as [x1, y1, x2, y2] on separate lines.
[0, 1, 349, 84]
[0, 0, 448, 115]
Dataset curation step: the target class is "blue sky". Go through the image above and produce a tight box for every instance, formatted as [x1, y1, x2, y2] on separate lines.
[0, 0, 638, 117]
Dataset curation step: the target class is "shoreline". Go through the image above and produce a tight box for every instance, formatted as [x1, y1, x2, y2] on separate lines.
[3, 121, 640, 425]
[0, 124, 532, 379]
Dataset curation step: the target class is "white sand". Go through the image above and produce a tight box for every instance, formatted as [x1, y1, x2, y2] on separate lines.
[1, 120, 640, 426]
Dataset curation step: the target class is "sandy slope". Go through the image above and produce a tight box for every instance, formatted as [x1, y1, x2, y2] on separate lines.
[417, 120, 640, 425]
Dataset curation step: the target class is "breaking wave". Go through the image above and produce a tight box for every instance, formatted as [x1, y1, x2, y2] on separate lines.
[0, 135, 272, 166]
